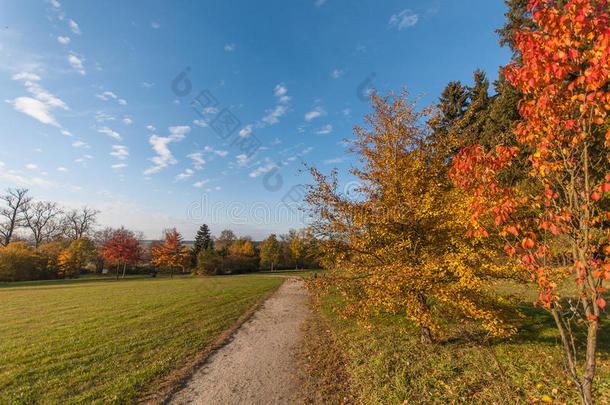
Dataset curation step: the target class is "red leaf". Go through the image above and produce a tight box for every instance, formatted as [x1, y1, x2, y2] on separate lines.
[597, 298, 606, 309]
[591, 192, 601, 201]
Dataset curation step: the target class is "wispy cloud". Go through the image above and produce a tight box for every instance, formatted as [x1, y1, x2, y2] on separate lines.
[316, 124, 333, 135]
[68, 53, 85, 75]
[331, 69, 344, 79]
[141, 82, 155, 88]
[305, 106, 326, 121]
[69, 19, 81, 35]
[151, 21, 160, 29]
[143, 126, 190, 175]
[175, 168, 193, 181]
[57, 36, 70, 44]
[110, 145, 129, 160]
[193, 179, 210, 188]
[111, 163, 127, 169]
[389, 9, 419, 30]
[98, 127, 122, 141]
[72, 140, 90, 148]
[262, 105, 288, 125]
[314, 0, 328, 7]
[187, 152, 206, 169]
[122, 117, 133, 125]
[224, 43, 235, 51]
[8, 73, 69, 127]
[324, 156, 345, 164]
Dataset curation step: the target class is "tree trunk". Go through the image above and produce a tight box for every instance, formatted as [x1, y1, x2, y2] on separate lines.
[121, 263, 126, 279]
[271, 262, 274, 272]
[420, 325, 432, 344]
[580, 321, 598, 405]
[116, 264, 120, 280]
[170, 268, 173, 278]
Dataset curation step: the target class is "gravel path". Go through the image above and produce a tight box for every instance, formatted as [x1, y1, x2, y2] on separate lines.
[169, 277, 309, 405]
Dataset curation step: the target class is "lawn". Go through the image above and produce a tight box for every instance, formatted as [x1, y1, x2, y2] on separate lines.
[306, 281, 610, 404]
[0, 274, 283, 404]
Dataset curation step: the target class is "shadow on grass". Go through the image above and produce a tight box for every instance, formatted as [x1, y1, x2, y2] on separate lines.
[0, 274, 188, 291]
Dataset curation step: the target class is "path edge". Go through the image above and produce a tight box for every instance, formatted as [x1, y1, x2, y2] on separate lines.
[136, 277, 286, 405]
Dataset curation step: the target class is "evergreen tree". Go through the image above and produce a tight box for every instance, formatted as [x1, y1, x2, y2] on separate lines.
[192, 224, 212, 257]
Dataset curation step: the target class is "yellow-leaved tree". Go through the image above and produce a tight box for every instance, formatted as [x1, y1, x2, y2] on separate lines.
[305, 91, 521, 342]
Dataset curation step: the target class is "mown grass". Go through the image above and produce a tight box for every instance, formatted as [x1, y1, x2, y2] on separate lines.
[311, 281, 610, 404]
[0, 274, 283, 404]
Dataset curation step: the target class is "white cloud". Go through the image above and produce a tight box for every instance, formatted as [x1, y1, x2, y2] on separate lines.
[236, 154, 249, 167]
[274, 84, 287, 97]
[69, 19, 81, 35]
[111, 163, 127, 169]
[224, 43, 235, 51]
[249, 161, 277, 178]
[238, 124, 252, 138]
[26, 163, 38, 170]
[316, 124, 333, 135]
[57, 36, 70, 44]
[110, 145, 129, 160]
[9, 97, 59, 126]
[305, 106, 326, 121]
[122, 118, 133, 125]
[315, 0, 327, 6]
[324, 157, 345, 164]
[50, 0, 61, 7]
[57, 167, 68, 172]
[187, 152, 206, 169]
[193, 179, 210, 188]
[144, 127, 189, 175]
[10, 73, 69, 126]
[389, 9, 419, 30]
[95, 91, 117, 101]
[141, 82, 155, 88]
[343, 108, 351, 116]
[98, 127, 122, 140]
[12, 72, 41, 81]
[175, 168, 194, 181]
[202, 146, 228, 157]
[168, 125, 190, 140]
[193, 119, 208, 128]
[94, 111, 116, 123]
[118, 99, 127, 105]
[68, 53, 85, 75]
[146, 125, 156, 131]
[61, 129, 72, 136]
[72, 140, 89, 148]
[262, 105, 288, 125]
[331, 69, 344, 79]
[151, 21, 160, 29]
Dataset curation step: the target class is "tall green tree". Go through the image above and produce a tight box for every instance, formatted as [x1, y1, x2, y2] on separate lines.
[260, 234, 281, 271]
[191, 223, 212, 261]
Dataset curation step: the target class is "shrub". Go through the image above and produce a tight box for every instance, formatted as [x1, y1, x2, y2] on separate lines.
[0, 242, 41, 281]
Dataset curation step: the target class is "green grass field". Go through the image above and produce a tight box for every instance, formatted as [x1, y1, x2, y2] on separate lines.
[309, 281, 610, 404]
[0, 274, 283, 404]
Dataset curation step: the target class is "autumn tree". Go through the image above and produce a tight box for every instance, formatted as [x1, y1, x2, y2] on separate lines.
[260, 234, 281, 271]
[101, 228, 141, 280]
[289, 235, 305, 270]
[0, 188, 31, 246]
[451, 1, 609, 402]
[57, 237, 97, 278]
[306, 91, 518, 343]
[151, 228, 190, 278]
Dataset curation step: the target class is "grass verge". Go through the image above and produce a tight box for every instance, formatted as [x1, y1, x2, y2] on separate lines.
[0, 274, 283, 404]
[307, 281, 610, 404]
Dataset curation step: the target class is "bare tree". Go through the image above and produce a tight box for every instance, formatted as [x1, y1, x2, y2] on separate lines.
[63, 207, 99, 239]
[0, 188, 31, 246]
[21, 201, 63, 247]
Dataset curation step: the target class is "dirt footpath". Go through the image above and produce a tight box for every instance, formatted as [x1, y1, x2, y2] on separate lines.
[169, 277, 309, 405]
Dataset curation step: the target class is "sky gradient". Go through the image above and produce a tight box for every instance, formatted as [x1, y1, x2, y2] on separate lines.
[0, 0, 512, 239]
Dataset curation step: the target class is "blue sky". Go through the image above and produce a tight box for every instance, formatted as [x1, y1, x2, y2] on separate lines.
[0, 0, 511, 239]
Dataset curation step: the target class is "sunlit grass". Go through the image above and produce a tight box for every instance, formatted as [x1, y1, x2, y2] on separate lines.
[0, 274, 282, 404]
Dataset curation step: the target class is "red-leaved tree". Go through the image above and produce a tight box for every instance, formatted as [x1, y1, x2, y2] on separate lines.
[101, 228, 141, 280]
[451, 1, 609, 403]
